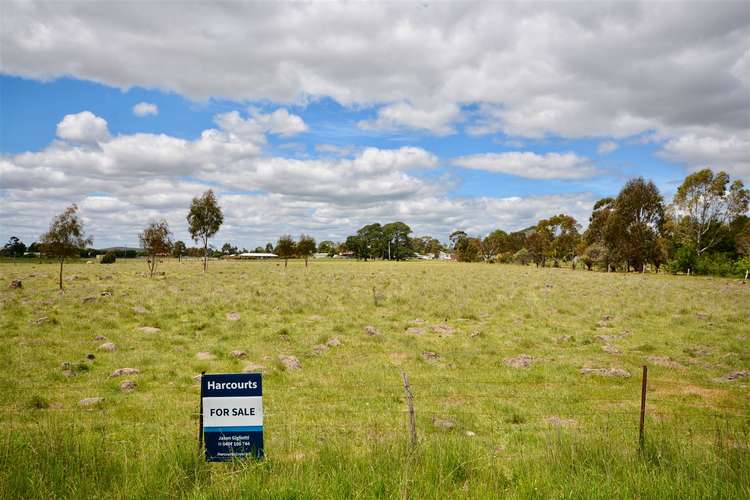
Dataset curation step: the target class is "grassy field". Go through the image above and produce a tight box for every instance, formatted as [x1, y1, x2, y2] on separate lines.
[1, 258, 749, 499]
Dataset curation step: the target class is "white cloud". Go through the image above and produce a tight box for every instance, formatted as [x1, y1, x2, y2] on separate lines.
[2, 108, 598, 247]
[4, 3, 746, 140]
[358, 102, 461, 136]
[597, 141, 618, 155]
[248, 108, 307, 136]
[658, 130, 750, 181]
[133, 102, 158, 117]
[56, 111, 110, 144]
[453, 152, 597, 180]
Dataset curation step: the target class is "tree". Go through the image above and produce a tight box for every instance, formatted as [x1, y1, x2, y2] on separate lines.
[2, 236, 26, 258]
[382, 221, 413, 260]
[275, 234, 296, 267]
[544, 214, 581, 266]
[672, 169, 749, 255]
[172, 240, 186, 261]
[449, 230, 468, 250]
[526, 228, 551, 267]
[139, 220, 173, 277]
[318, 240, 336, 256]
[480, 230, 508, 262]
[265, 242, 274, 253]
[187, 189, 223, 272]
[297, 234, 316, 267]
[609, 177, 665, 272]
[357, 223, 384, 260]
[39, 204, 92, 290]
[221, 242, 238, 255]
[454, 235, 481, 262]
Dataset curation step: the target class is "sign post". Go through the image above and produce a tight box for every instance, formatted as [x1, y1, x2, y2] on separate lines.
[200, 373, 263, 461]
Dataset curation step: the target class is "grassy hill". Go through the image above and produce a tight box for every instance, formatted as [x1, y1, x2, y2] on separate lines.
[1, 259, 748, 498]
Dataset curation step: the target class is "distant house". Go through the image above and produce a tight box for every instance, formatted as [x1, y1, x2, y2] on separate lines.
[333, 251, 355, 259]
[313, 252, 329, 259]
[234, 252, 278, 259]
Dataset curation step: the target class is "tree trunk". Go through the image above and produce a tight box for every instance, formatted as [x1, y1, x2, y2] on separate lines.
[305, 256, 308, 268]
[203, 239, 208, 273]
[284, 258, 288, 268]
[58, 258, 64, 290]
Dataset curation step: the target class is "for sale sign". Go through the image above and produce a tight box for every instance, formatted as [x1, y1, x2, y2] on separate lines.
[201, 373, 263, 461]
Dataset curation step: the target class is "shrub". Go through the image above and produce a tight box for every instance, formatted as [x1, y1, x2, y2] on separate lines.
[668, 246, 696, 274]
[100, 251, 116, 264]
[694, 253, 737, 277]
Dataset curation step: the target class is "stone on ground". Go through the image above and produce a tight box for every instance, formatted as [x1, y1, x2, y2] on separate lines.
[98, 342, 116, 352]
[504, 354, 533, 368]
[78, 397, 104, 407]
[422, 351, 440, 361]
[433, 417, 455, 429]
[325, 337, 341, 347]
[278, 355, 301, 370]
[226, 312, 241, 321]
[120, 380, 137, 392]
[136, 326, 161, 334]
[243, 363, 265, 373]
[8, 280, 22, 289]
[432, 324, 456, 336]
[646, 356, 683, 368]
[229, 350, 247, 358]
[724, 371, 749, 381]
[405, 327, 425, 335]
[580, 367, 630, 377]
[132, 306, 148, 314]
[364, 325, 379, 336]
[110, 367, 139, 377]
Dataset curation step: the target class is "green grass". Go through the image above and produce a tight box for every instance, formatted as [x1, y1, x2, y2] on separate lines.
[1, 259, 749, 498]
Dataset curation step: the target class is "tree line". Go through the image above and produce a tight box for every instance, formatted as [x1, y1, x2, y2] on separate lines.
[4, 168, 749, 289]
[447, 169, 749, 276]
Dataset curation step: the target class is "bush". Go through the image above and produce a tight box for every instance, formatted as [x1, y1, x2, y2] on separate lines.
[100, 251, 116, 264]
[694, 253, 737, 277]
[668, 246, 696, 274]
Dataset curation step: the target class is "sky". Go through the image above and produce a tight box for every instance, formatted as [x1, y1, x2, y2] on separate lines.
[1, 1, 748, 249]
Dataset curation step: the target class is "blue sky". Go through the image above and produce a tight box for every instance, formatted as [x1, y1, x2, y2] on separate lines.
[1, 2, 747, 248]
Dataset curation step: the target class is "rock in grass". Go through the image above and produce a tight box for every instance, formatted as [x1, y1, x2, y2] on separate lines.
[363, 325, 379, 336]
[120, 380, 137, 392]
[432, 324, 455, 336]
[325, 337, 341, 347]
[546, 416, 577, 427]
[405, 327, 425, 335]
[110, 368, 139, 377]
[78, 397, 104, 407]
[196, 352, 216, 360]
[229, 350, 247, 359]
[278, 355, 301, 370]
[82, 296, 97, 304]
[421, 351, 440, 362]
[226, 312, 241, 321]
[724, 370, 749, 381]
[312, 344, 328, 355]
[602, 344, 621, 355]
[94, 335, 107, 341]
[32, 317, 48, 326]
[98, 342, 116, 352]
[646, 356, 683, 368]
[242, 363, 265, 373]
[132, 306, 148, 314]
[504, 354, 533, 368]
[86, 353, 95, 360]
[433, 417, 455, 429]
[9, 280, 22, 289]
[136, 326, 161, 334]
[579, 367, 630, 377]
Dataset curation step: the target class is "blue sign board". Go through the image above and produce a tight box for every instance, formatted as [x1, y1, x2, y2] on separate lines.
[201, 373, 263, 461]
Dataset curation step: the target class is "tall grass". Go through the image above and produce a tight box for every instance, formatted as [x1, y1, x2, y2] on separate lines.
[2, 418, 748, 499]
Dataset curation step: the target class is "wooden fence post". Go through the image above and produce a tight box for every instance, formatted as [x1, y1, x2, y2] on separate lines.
[639, 365, 648, 451]
[402, 372, 417, 447]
